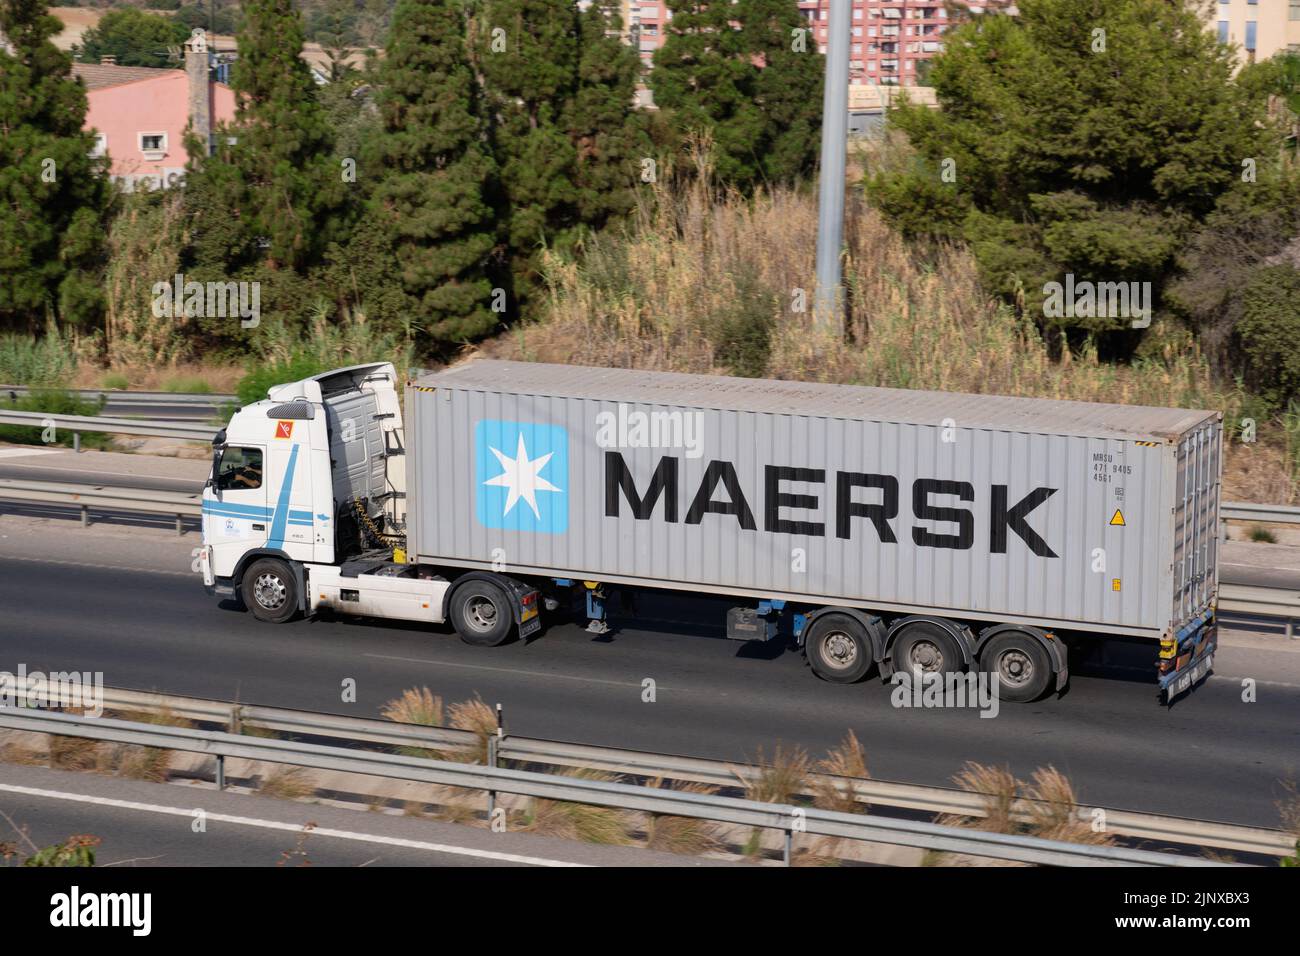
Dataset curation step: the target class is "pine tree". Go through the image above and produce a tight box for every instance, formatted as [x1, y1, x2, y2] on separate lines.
[0, 0, 111, 331]
[475, 0, 582, 285]
[363, 0, 498, 344]
[186, 0, 344, 274]
[652, 0, 821, 187]
[565, 2, 649, 229]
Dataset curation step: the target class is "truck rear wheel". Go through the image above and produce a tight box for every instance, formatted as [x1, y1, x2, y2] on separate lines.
[241, 558, 298, 624]
[449, 580, 515, 647]
[805, 614, 873, 684]
[891, 621, 964, 679]
[979, 632, 1052, 702]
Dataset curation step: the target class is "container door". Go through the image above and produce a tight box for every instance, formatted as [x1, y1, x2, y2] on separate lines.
[1171, 421, 1221, 628]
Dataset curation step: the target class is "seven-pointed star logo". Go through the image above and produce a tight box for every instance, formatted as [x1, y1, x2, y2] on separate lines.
[483, 432, 562, 519]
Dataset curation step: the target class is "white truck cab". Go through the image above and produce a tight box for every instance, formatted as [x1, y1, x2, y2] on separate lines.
[200, 362, 540, 644]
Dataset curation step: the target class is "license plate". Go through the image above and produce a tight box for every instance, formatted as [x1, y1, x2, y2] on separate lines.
[1171, 653, 1212, 697]
[520, 615, 541, 638]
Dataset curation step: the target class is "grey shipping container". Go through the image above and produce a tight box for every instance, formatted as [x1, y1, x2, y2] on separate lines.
[405, 361, 1221, 642]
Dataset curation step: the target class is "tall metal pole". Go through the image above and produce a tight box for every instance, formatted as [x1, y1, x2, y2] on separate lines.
[814, 0, 851, 335]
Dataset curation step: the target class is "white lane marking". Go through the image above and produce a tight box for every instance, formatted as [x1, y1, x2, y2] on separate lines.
[0, 459, 201, 483]
[365, 652, 676, 690]
[0, 783, 585, 867]
[0, 554, 193, 577]
[0, 448, 61, 459]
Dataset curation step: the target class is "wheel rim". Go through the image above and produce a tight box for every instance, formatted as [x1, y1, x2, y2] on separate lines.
[906, 639, 945, 674]
[253, 572, 287, 611]
[997, 648, 1034, 688]
[821, 630, 859, 670]
[466, 596, 499, 632]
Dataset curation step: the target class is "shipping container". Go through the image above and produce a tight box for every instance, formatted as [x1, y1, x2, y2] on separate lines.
[406, 361, 1222, 642]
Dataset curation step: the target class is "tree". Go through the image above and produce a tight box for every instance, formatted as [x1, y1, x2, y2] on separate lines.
[185, 0, 345, 276]
[359, 0, 499, 345]
[565, 2, 649, 230]
[476, 0, 582, 285]
[0, 0, 111, 332]
[867, 0, 1280, 343]
[75, 8, 190, 68]
[652, 0, 821, 186]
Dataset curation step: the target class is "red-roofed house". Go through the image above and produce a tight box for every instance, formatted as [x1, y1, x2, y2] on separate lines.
[73, 31, 235, 191]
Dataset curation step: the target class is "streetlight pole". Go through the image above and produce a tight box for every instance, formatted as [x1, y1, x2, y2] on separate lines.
[813, 0, 851, 335]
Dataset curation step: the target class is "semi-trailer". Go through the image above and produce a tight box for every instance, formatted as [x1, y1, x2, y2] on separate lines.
[199, 360, 1221, 703]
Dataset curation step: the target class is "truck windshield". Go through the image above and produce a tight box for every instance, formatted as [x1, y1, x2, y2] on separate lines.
[215, 447, 263, 491]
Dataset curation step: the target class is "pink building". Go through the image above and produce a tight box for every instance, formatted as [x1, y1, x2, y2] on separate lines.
[73, 33, 235, 191]
[624, 1, 1014, 87]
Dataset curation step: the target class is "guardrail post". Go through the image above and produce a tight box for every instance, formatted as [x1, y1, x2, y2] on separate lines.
[175, 513, 183, 536]
[73, 432, 80, 454]
[487, 734, 498, 823]
[1288, 618, 1296, 641]
[783, 827, 792, 866]
[79, 504, 88, 528]
[216, 754, 225, 791]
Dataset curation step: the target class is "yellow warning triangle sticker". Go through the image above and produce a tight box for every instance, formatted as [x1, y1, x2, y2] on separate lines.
[1109, 509, 1126, 527]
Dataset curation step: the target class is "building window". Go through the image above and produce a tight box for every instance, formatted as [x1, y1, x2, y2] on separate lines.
[1292, 0, 1300, 19]
[91, 134, 107, 158]
[139, 132, 167, 156]
[1245, 20, 1256, 49]
[1217, 20, 1229, 42]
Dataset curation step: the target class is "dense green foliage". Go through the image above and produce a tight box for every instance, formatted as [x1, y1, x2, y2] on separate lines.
[867, 0, 1277, 345]
[653, 0, 822, 186]
[75, 8, 189, 68]
[0, 0, 111, 332]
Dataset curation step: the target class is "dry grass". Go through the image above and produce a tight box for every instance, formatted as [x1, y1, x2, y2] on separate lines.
[47, 735, 99, 771]
[381, 688, 497, 764]
[113, 707, 192, 782]
[520, 769, 633, 845]
[931, 762, 1113, 866]
[812, 730, 870, 815]
[641, 778, 723, 856]
[258, 765, 315, 801]
[445, 694, 497, 765]
[737, 742, 812, 806]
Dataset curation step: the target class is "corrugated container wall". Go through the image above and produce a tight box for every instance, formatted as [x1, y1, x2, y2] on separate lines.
[406, 363, 1222, 641]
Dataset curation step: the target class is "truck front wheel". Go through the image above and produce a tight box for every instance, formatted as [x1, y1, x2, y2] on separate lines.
[805, 614, 873, 684]
[449, 580, 515, 647]
[241, 558, 298, 624]
[978, 632, 1052, 703]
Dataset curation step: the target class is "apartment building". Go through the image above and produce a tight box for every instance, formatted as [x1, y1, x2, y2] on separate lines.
[1212, 0, 1300, 63]
[622, 2, 1016, 84]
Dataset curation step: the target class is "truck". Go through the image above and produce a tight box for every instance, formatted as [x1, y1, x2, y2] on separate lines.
[199, 360, 1221, 704]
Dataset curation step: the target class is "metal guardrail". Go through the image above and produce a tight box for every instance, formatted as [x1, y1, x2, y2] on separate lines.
[1, 386, 234, 406]
[0, 410, 215, 445]
[1222, 502, 1300, 525]
[0, 479, 200, 534]
[12, 682, 1293, 861]
[0, 705, 1249, 867]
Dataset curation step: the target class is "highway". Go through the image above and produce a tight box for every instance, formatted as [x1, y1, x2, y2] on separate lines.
[0, 764, 727, 866]
[1, 513, 1297, 833]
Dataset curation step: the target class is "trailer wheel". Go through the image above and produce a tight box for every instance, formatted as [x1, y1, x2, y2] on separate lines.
[449, 580, 514, 647]
[979, 632, 1052, 703]
[241, 558, 298, 624]
[891, 621, 964, 679]
[805, 614, 873, 684]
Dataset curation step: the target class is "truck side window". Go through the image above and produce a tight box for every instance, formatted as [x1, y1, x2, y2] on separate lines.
[216, 447, 263, 491]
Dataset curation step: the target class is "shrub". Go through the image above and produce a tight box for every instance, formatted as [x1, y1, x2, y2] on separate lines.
[0, 390, 108, 448]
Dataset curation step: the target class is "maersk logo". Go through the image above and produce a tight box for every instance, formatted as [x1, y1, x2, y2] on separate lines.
[475, 419, 569, 533]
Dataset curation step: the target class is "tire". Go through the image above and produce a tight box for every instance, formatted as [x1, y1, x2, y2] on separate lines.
[805, 614, 873, 684]
[891, 621, 964, 679]
[449, 579, 515, 647]
[978, 631, 1053, 703]
[240, 558, 298, 624]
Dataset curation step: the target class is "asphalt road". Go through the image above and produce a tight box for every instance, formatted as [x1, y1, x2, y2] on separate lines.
[0, 764, 727, 867]
[0, 542, 1296, 831]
